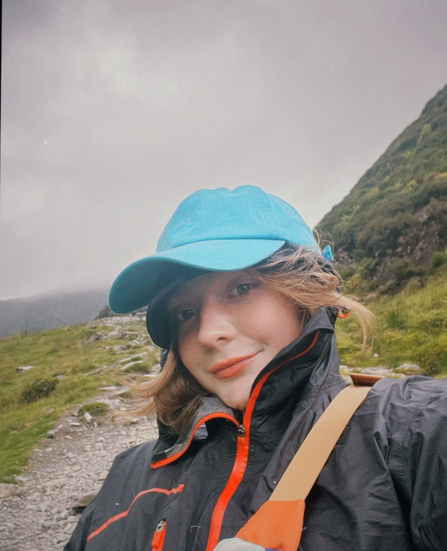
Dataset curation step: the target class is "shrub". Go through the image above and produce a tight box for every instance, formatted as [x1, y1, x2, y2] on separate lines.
[123, 363, 151, 374]
[385, 309, 407, 330]
[95, 305, 114, 319]
[20, 378, 59, 404]
[395, 136, 417, 153]
[77, 402, 109, 417]
[414, 345, 447, 377]
[340, 267, 356, 280]
[430, 251, 446, 271]
[390, 258, 417, 282]
[358, 258, 375, 280]
[353, 249, 366, 263]
[419, 310, 446, 331]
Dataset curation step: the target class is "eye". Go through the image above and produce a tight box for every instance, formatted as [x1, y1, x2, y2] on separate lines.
[230, 283, 253, 297]
[175, 308, 196, 323]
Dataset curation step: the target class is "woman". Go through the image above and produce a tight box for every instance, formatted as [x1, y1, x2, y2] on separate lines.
[66, 186, 447, 551]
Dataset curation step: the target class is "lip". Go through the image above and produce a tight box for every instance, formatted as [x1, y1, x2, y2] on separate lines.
[209, 354, 257, 379]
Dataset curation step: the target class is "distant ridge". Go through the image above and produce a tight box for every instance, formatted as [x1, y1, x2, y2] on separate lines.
[0, 288, 109, 337]
[318, 83, 447, 291]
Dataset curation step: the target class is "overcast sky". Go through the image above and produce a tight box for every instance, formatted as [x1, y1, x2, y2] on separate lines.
[2, 0, 447, 301]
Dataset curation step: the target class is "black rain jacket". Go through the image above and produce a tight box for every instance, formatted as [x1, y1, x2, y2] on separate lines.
[65, 309, 447, 551]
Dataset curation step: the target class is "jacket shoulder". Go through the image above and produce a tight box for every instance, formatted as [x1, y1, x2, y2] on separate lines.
[357, 375, 447, 435]
[365, 375, 447, 413]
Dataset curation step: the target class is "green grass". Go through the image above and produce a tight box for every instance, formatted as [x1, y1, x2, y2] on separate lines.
[0, 321, 158, 483]
[337, 264, 447, 376]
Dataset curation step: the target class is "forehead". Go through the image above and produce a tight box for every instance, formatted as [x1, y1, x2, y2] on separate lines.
[167, 270, 255, 305]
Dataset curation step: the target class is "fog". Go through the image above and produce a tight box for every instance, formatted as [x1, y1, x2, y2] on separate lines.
[2, 0, 447, 299]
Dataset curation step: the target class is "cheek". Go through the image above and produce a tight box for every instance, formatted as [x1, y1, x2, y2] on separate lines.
[250, 301, 302, 348]
[176, 333, 198, 373]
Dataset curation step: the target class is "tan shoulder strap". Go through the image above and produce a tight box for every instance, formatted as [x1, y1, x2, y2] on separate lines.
[235, 376, 381, 551]
[269, 376, 380, 502]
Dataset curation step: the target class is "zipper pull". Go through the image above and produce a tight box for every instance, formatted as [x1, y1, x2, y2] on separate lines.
[237, 425, 245, 438]
[151, 520, 167, 551]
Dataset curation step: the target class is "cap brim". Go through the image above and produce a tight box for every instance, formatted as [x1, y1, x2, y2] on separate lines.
[108, 239, 285, 314]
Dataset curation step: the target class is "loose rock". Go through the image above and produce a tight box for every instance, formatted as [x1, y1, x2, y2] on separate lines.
[17, 366, 36, 373]
[0, 484, 24, 499]
[0, 390, 157, 551]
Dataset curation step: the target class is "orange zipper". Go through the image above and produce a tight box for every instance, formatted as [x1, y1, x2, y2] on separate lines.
[151, 519, 167, 551]
[205, 331, 319, 551]
[204, 422, 248, 551]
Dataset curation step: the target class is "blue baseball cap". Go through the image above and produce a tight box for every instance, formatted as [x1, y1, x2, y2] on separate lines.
[109, 185, 332, 347]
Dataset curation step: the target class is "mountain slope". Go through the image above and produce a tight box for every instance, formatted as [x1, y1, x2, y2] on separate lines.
[318, 83, 447, 291]
[0, 288, 109, 337]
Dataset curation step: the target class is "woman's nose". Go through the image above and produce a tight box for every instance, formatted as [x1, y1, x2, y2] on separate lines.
[197, 299, 235, 348]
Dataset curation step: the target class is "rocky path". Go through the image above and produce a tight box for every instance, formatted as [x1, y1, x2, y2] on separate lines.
[0, 390, 158, 551]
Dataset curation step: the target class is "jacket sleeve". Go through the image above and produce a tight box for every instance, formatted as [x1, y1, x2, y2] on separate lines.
[63, 498, 97, 551]
[387, 376, 447, 551]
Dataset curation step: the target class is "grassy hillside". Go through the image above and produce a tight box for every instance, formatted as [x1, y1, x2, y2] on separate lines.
[0, 316, 158, 483]
[336, 258, 447, 376]
[318, 83, 447, 292]
[314, 83, 447, 378]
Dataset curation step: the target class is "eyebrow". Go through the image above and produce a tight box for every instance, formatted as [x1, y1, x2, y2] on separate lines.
[166, 288, 196, 313]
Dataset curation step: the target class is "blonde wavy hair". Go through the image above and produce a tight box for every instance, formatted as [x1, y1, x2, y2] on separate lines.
[126, 246, 374, 434]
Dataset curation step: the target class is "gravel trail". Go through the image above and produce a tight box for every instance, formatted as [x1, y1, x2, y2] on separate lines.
[0, 391, 157, 551]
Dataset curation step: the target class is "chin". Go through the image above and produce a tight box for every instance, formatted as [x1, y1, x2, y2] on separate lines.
[220, 392, 249, 411]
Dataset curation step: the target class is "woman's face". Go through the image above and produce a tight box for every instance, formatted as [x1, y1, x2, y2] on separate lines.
[167, 270, 303, 409]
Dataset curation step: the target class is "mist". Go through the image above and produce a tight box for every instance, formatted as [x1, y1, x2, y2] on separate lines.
[2, 0, 447, 299]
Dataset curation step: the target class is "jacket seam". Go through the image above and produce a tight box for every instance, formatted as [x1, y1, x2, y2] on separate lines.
[86, 484, 184, 542]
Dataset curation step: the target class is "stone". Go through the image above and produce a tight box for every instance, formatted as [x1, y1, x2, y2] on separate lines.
[17, 365, 36, 373]
[0, 483, 24, 498]
[14, 475, 29, 484]
[41, 521, 53, 529]
[395, 362, 423, 374]
[53, 477, 68, 488]
[107, 330, 123, 340]
[70, 492, 97, 514]
[85, 333, 102, 343]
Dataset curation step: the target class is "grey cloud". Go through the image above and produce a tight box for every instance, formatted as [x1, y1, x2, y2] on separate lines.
[1, 0, 447, 299]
